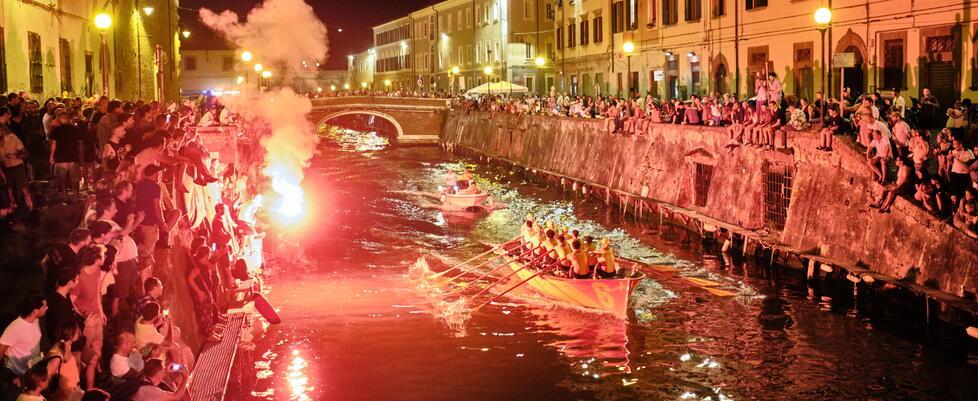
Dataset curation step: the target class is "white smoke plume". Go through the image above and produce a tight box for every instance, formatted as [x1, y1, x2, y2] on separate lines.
[198, 0, 329, 220]
[199, 0, 329, 71]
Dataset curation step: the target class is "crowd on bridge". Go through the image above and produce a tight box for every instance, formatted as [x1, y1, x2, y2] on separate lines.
[0, 91, 264, 401]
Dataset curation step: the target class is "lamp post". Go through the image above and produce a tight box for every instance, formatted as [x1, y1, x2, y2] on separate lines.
[535, 57, 545, 95]
[261, 70, 272, 87]
[241, 51, 253, 85]
[623, 41, 635, 98]
[450, 66, 460, 94]
[814, 7, 832, 122]
[483, 65, 494, 96]
[94, 13, 112, 97]
[135, 3, 156, 100]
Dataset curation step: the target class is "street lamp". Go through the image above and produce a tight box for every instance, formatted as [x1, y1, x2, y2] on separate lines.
[236, 76, 245, 84]
[182, 30, 191, 39]
[261, 70, 272, 78]
[330, 85, 337, 91]
[623, 41, 635, 97]
[254, 63, 264, 72]
[535, 57, 545, 67]
[361, 82, 368, 89]
[241, 51, 253, 62]
[94, 12, 112, 96]
[143, 6, 154, 16]
[815, 7, 832, 121]
[449, 66, 460, 94]
[384, 79, 392, 89]
[343, 83, 350, 90]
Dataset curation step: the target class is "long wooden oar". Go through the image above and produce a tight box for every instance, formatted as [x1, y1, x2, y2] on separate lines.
[472, 269, 550, 311]
[466, 259, 539, 300]
[443, 244, 537, 285]
[428, 239, 518, 279]
[441, 253, 508, 284]
[447, 251, 543, 295]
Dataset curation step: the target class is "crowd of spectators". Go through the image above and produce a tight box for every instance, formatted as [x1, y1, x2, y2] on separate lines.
[446, 75, 978, 235]
[0, 91, 261, 401]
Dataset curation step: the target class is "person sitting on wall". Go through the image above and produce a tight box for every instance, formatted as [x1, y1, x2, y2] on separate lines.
[817, 106, 843, 151]
[773, 102, 807, 151]
[744, 100, 770, 147]
[872, 157, 913, 213]
[680, 96, 703, 125]
[604, 101, 621, 134]
[866, 129, 895, 183]
[953, 188, 978, 238]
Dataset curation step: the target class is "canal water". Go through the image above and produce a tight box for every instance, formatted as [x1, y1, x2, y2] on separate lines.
[238, 127, 977, 401]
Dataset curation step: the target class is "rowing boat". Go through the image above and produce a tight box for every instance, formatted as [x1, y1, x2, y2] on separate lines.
[494, 249, 645, 319]
[441, 191, 493, 211]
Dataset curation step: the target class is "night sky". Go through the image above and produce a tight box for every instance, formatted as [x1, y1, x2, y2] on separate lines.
[181, 0, 435, 69]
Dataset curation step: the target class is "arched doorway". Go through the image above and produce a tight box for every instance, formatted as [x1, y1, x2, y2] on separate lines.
[713, 63, 728, 94]
[711, 54, 730, 95]
[834, 29, 869, 99]
[842, 45, 865, 98]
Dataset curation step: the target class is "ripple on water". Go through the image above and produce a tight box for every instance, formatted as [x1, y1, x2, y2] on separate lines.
[242, 135, 978, 401]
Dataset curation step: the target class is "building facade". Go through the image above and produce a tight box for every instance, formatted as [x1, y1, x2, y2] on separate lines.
[348, 50, 375, 89]
[349, 0, 557, 95]
[0, 0, 181, 101]
[555, 0, 978, 109]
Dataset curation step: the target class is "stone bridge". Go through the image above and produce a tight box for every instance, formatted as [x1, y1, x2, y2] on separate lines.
[309, 96, 449, 144]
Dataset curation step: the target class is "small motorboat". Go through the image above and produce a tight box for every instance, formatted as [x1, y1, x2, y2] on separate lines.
[494, 248, 645, 319]
[441, 191, 493, 211]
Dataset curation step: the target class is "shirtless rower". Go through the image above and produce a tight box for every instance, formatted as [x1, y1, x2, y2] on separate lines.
[568, 240, 590, 279]
[549, 235, 572, 275]
[540, 228, 560, 264]
[583, 236, 598, 270]
[594, 238, 618, 279]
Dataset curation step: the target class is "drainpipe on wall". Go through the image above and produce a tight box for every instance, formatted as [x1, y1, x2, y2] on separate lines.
[734, 0, 740, 99]
[828, 0, 833, 98]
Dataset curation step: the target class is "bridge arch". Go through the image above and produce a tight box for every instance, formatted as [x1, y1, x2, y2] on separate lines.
[316, 110, 405, 139]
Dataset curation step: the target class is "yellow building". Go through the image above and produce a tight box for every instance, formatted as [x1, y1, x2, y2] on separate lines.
[348, 50, 375, 89]
[353, 0, 557, 95]
[0, 0, 104, 97]
[372, 17, 413, 90]
[0, 0, 181, 101]
[554, 0, 978, 107]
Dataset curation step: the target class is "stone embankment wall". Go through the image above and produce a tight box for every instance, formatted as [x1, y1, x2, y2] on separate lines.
[441, 110, 978, 298]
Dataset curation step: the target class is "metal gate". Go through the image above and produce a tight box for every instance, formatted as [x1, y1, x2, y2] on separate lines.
[927, 62, 956, 110]
[694, 163, 714, 207]
[763, 163, 793, 230]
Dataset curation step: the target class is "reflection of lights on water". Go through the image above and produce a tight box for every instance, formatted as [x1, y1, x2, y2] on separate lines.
[679, 391, 696, 399]
[679, 352, 692, 362]
[287, 349, 312, 401]
[695, 357, 720, 369]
